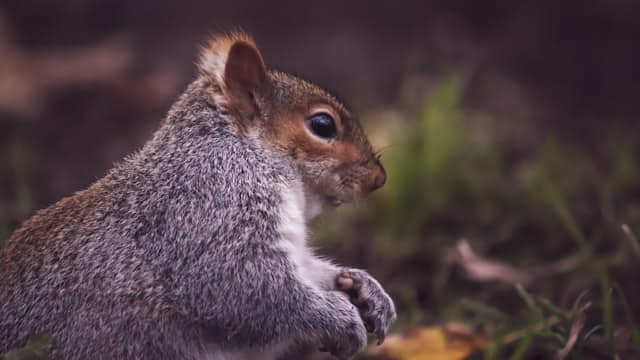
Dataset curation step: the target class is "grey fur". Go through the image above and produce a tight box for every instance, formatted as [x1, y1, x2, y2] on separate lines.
[0, 68, 395, 358]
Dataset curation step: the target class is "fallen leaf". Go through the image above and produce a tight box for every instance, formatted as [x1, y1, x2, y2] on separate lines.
[370, 325, 485, 360]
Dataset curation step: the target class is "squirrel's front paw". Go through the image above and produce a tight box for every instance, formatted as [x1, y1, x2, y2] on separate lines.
[336, 269, 397, 344]
[320, 292, 368, 359]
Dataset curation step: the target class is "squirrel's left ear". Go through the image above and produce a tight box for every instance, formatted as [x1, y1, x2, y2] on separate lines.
[200, 32, 267, 116]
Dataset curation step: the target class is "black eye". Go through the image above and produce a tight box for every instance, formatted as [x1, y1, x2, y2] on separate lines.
[307, 113, 337, 139]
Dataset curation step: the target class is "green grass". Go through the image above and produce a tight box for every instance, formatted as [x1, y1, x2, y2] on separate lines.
[0, 139, 36, 245]
[0, 335, 51, 360]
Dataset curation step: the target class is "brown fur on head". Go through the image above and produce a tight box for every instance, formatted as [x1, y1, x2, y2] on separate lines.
[199, 32, 386, 210]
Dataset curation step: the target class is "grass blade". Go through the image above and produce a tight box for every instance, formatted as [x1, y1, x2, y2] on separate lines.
[516, 284, 544, 323]
[621, 224, 640, 260]
[510, 334, 534, 360]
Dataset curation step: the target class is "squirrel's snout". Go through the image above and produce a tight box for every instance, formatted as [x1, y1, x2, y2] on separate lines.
[367, 162, 386, 193]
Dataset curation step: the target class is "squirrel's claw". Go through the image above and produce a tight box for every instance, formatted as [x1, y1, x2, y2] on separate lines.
[336, 269, 397, 346]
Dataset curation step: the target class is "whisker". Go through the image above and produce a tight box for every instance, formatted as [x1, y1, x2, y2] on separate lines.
[372, 144, 396, 160]
[374, 144, 395, 154]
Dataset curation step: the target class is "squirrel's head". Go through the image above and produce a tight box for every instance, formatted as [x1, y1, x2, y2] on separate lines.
[199, 32, 385, 213]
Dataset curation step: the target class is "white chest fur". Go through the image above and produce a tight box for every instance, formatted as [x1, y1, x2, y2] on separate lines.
[277, 182, 308, 251]
[276, 182, 337, 289]
[276, 182, 317, 287]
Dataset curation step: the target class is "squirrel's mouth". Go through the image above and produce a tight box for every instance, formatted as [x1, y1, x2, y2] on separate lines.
[325, 187, 363, 206]
[312, 175, 372, 208]
[321, 180, 366, 207]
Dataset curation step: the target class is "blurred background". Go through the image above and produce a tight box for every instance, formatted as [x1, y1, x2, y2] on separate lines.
[1, 0, 639, 358]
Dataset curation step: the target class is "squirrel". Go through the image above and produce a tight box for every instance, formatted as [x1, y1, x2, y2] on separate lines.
[0, 32, 396, 360]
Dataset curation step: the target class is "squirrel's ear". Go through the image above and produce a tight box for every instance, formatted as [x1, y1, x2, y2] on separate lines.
[199, 32, 267, 114]
[224, 41, 267, 96]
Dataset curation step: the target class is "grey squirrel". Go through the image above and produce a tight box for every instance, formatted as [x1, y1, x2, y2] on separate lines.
[0, 32, 396, 360]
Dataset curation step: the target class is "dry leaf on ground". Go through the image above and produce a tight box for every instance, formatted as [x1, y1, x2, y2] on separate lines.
[369, 324, 485, 360]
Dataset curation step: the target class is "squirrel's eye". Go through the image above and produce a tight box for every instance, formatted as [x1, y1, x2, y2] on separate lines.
[307, 113, 337, 139]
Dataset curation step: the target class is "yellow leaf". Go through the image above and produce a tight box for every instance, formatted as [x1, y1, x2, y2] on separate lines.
[373, 325, 485, 360]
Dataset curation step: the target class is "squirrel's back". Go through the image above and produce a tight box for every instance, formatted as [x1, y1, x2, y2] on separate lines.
[0, 79, 298, 358]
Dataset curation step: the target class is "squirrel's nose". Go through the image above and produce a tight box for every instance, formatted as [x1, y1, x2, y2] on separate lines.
[367, 162, 386, 192]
